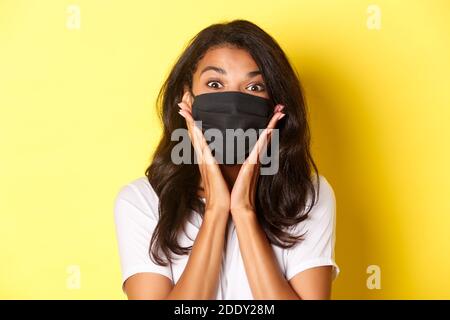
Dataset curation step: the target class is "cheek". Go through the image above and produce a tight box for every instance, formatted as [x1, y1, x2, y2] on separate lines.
[249, 91, 270, 100]
[191, 78, 210, 96]
[260, 92, 270, 99]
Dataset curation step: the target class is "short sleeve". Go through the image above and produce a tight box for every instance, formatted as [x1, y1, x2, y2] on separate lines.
[113, 180, 173, 293]
[284, 175, 340, 281]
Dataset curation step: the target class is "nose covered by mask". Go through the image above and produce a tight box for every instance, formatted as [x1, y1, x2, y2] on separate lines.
[191, 91, 273, 164]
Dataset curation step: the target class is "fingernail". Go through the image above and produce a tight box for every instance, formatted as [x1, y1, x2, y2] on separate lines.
[278, 104, 285, 111]
[178, 110, 185, 118]
[278, 113, 286, 120]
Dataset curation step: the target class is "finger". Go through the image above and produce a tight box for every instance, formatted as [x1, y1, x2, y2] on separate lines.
[178, 101, 198, 132]
[177, 105, 195, 140]
[178, 101, 194, 122]
[267, 109, 285, 130]
[273, 104, 285, 114]
[245, 127, 272, 165]
[178, 100, 190, 112]
[178, 106, 216, 166]
[193, 124, 219, 166]
[178, 108, 204, 162]
[179, 107, 212, 164]
[243, 108, 283, 166]
[181, 90, 193, 112]
[249, 107, 285, 167]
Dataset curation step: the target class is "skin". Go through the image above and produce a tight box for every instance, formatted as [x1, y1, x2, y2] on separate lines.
[124, 45, 333, 300]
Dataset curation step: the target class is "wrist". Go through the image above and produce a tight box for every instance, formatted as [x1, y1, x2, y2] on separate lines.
[204, 208, 230, 224]
[230, 207, 257, 220]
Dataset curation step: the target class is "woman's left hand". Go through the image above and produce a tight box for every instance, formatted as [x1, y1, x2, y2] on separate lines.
[230, 104, 286, 216]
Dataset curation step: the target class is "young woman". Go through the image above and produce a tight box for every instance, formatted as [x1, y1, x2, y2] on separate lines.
[114, 19, 339, 300]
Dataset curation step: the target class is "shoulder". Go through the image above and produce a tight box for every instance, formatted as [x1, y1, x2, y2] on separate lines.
[311, 174, 336, 212]
[113, 176, 160, 221]
[113, 177, 174, 288]
[283, 174, 339, 280]
[292, 174, 336, 235]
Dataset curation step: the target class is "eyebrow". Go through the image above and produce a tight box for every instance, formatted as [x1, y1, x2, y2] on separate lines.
[200, 66, 262, 79]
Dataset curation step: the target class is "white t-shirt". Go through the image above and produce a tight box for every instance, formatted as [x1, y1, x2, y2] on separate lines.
[113, 174, 339, 299]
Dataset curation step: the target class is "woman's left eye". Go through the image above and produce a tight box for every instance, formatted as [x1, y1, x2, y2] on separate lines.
[246, 83, 265, 92]
[207, 81, 223, 89]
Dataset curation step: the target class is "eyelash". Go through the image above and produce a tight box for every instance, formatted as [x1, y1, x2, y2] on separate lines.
[206, 80, 266, 92]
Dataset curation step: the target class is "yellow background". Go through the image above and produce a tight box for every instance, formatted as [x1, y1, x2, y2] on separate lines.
[1, 0, 449, 299]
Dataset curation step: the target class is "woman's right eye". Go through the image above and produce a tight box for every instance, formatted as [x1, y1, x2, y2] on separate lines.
[206, 81, 223, 89]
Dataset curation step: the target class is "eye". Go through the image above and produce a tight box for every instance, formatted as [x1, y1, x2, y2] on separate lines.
[246, 83, 266, 92]
[207, 80, 224, 89]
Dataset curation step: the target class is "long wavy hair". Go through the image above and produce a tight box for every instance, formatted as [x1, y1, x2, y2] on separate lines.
[145, 19, 320, 266]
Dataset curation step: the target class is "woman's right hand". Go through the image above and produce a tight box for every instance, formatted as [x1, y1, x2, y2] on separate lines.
[177, 90, 231, 219]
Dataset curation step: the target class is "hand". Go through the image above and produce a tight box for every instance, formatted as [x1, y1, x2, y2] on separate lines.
[177, 90, 231, 218]
[230, 104, 286, 216]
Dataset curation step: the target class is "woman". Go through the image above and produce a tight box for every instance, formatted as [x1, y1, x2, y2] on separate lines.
[114, 19, 339, 300]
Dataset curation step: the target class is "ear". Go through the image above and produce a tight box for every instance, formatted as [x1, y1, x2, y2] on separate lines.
[183, 85, 190, 96]
[183, 85, 194, 109]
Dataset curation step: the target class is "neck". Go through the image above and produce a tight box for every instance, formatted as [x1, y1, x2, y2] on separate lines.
[219, 164, 241, 191]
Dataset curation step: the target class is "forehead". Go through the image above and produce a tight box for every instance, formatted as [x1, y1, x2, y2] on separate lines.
[195, 46, 259, 74]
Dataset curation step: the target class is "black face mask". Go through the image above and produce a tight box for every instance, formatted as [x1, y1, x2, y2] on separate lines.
[191, 91, 273, 164]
